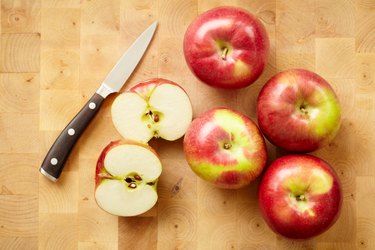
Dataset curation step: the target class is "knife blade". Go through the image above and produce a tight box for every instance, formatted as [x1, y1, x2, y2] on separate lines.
[40, 21, 158, 182]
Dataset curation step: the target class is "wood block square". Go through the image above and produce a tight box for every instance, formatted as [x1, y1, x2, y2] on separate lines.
[0, 113, 40, 153]
[158, 38, 188, 82]
[0, 73, 39, 113]
[1, 0, 41, 33]
[78, 242, 118, 250]
[81, 0, 120, 36]
[39, 213, 78, 249]
[119, 217, 157, 250]
[41, 8, 80, 50]
[121, 0, 158, 39]
[197, 218, 236, 249]
[79, 201, 118, 244]
[275, 237, 316, 249]
[0, 153, 39, 196]
[41, 0, 80, 8]
[189, 83, 240, 117]
[316, 242, 357, 250]
[197, 181, 236, 218]
[39, 89, 83, 130]
[356, 53, 375, 95]
[157, 199, 197, 243]
[0, 237, 38, 250]
[276, 52, 315, 72]
[357, 217, 375, 249]
[41, 50, 79, 90]
[237, 200, 276, 246]
[315, 0, 355, 38]
[39, 170, 78, 213]
[157, 0, 196, 38]
[157, 159, 197, 201]
[357, 177, 375, 219]
[0, 33, 40, 72]
[276, 0, 315, 52]
[0, 195, 38, 237]
[79, 34, 121, 92]
[356, 3, 375, 53]
[315, 38, 355, 78]
[78, 158, 96, 203]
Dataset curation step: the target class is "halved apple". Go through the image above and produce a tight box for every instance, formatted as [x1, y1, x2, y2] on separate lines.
[95, 140, 162, 217]
[111, 78, 193, 143]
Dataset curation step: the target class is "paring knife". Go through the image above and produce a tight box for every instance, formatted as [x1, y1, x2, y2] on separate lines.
[40, 21, 158, 182]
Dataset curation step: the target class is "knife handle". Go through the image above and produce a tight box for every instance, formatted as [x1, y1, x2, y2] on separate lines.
[40, 93, 105, 182]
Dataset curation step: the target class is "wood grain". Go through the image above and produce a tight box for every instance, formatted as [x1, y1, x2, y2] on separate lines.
[1, 0, 375, 249]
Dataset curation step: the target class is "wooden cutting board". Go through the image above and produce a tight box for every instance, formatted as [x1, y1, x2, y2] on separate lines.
[1, 0, 375, 249]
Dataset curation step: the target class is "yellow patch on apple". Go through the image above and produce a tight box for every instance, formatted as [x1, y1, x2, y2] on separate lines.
[234, 60, 251, 79]
[308, 168, 334, 194]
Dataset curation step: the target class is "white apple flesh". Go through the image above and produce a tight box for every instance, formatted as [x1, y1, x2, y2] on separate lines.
[95, 140, 162, 217]
[111, 78, 193, 143]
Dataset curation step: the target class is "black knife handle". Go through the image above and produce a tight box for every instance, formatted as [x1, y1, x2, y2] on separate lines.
[40, 93, 105, 182]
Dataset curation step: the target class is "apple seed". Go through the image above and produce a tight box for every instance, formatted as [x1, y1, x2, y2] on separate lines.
[134, 175, 142, 181]
[128, 183, 137, 188]
[153, 114, 160, 122]
[125, 177, 133, 183]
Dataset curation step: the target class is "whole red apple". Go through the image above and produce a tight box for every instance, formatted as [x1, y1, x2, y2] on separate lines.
[183, 6, 270, 89]
[183, 108, 267, 189]
[258, 154, 342, 239]
[257, 69, 341, 152]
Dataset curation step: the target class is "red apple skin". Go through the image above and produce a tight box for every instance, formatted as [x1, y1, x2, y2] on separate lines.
[183, 108, 267, 189]
[183, 6, 270, 89]
[95, 140, 158, 187]
[258, 154, 343, 239]
[129, 78, 188, 99]
[257, 69, 341, 152]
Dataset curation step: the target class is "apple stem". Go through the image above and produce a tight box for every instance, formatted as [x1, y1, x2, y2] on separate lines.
[221, 47, 228, 60]
[296, 194, 306, 201]
[300, 103, 309, 115]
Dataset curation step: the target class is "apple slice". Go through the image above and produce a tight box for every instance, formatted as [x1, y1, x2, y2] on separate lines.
[111, 78, 193, 143]
[95, 140, 162, 217]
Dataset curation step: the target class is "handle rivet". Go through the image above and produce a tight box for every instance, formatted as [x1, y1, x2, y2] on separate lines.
[68, 128, 75, 136]
[89, 102, 96, 109]
[50, 158, 58, 165]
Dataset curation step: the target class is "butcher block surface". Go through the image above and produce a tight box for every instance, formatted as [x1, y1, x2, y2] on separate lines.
[1, 0, 375, 249]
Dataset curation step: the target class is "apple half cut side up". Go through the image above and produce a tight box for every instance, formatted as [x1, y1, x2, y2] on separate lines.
[112, 93, 154, 143]
[111, 79, 193, 143]
[149, 84, 192, 140]
[95, 141, 162, 217]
